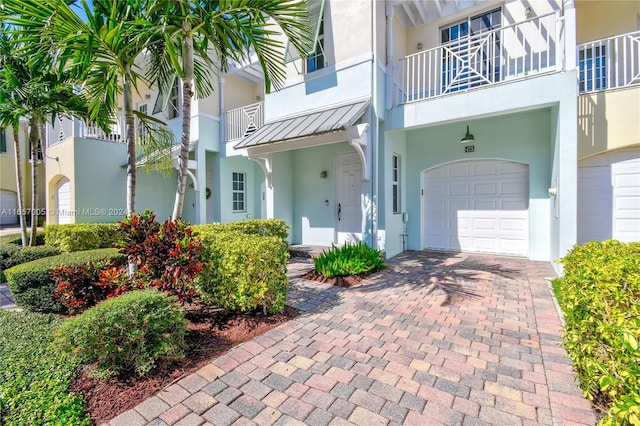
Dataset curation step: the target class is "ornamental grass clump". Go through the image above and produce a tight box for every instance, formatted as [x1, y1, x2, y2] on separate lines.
[554, 240, 640, 425]
[313, 242, 385, 278]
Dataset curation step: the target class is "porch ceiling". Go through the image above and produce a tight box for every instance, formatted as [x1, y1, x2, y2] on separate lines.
[234, 98, 370, 150]
[392, 0, 486, 27]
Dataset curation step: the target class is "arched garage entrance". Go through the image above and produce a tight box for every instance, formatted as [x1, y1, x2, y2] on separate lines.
[422, 160, 529, 256]
[56, 177, 72, 224]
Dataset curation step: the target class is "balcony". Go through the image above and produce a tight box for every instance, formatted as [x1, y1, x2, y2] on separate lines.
[578, 31, 640, 94]
[47, 116, 123, 147]
[394, 12, 562, 105]
[224, 101, 264, 144]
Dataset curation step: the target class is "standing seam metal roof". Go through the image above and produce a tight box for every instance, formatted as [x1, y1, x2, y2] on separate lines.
[234, 98, 370, 149]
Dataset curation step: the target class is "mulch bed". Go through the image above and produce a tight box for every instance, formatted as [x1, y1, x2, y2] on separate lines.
[300, 270, 367, 287]
[70, 305, 298, 425]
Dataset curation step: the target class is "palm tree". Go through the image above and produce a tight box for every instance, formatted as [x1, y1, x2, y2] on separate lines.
[1, 0, 169, 217]
[0, 30, 106, 245]
[144, 0, 311, 220]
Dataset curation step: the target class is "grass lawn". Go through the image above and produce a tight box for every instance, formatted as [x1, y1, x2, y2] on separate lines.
[0, 310, 90, 425]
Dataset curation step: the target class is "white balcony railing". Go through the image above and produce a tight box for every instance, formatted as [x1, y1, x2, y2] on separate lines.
[225, 101, 264, 143]
[47, 116, 124, 147]
[394, 12, 561, 105]
[578, 31, 640, 94]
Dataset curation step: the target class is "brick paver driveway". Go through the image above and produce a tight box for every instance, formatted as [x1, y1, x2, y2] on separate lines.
[108, 251, 596, 426]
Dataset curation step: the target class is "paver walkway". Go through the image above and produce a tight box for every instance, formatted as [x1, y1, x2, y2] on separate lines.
[0, 283, 18, 310]
[105, 250, 595, 425]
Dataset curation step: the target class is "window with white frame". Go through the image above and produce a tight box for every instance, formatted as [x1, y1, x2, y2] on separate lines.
[0, 131, 6, 153]
[137, 104, 148, 143]
[392, 154, 401, 214]
[306, 18, 325, 73]
[232, 172, 246, 213]
[168, 78, 180, 119]
[579, 46, 607, 93]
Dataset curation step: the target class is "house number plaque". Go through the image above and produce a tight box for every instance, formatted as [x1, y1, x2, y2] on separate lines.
[464, 145, 475, 153]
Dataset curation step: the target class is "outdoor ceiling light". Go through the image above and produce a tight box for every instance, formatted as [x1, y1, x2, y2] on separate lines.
[460, 126, 475, 143]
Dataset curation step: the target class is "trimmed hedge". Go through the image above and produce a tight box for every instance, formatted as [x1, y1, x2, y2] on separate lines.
[0, 245, 61, 283]
[195, 227, 289, 313]
[0, 232, 45, 246]
[0, 310, 90, 425]
[192, 218, 289, 241]
[55, 290, 187, 378]
[5, 248, 124, 313]
[44, 223, 119, 252]
[554, 240, 640, 425]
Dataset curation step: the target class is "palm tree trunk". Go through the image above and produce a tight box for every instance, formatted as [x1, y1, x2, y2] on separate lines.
[171, 22, 194, 221]
[28, 121, 39, 246]
[12, 125, 28, 247]
[124, 64, 136, 216]
[123, 64, 137, 277]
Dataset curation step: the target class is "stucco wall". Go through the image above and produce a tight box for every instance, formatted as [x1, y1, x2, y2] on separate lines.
[400, 109, 553, 261]
[45, 139, 76, 224]
[578, 88, 640, 159]
[576, 0, 640, 44]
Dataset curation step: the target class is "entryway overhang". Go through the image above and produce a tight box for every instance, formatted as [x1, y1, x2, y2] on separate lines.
[235, 98, 371, 187]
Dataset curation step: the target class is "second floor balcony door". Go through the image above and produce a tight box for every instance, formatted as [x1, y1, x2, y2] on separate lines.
[441, 8, 502, 94]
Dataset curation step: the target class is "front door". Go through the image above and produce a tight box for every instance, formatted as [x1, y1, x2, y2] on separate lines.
[336, 152, 362, 244]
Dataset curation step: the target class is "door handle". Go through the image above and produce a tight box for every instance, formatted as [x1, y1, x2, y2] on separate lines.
[338, 203, 341, 221]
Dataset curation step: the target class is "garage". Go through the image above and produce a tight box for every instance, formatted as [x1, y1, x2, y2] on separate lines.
[423, 160, 529, 256]
[56, 178, 72, 224]
[578, 147, 640, 244]
[0, 190, 18, 225]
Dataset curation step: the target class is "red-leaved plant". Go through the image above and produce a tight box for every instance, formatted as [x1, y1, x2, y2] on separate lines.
[117, 210, 203, 303]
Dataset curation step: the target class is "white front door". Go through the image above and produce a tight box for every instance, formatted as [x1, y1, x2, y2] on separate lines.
[57, 178, 72, 224]
[423, 160, 529, 256]
[336, 152, 362, 245]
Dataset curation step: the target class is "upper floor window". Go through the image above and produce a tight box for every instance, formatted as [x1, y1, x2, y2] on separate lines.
[152, 77, 180, 119]
[579, 46, 607, 93]
[0, 131, 6, 153]
[232, 172, 246, 213]
[137, 104, 148, 143]
[284, 0, 326, 73]
[306, 19, 325, 73]
[441, 8, 502, 93]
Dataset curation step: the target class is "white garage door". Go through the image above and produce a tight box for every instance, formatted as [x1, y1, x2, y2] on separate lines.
[0, 190, 18, 225]
[578, 147, 640, 244]
[423, 160, 529, 256]
[57, 178, 72, 225]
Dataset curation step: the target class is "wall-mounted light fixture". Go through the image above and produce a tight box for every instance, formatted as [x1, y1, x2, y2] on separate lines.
[320, 170, 328, 178]
[145, 93, 151, 99]
[460, 126, 474, 143]
[525, 6, 533, 19]
[417, 42, 423, 50]
[548, 187, 557, 197]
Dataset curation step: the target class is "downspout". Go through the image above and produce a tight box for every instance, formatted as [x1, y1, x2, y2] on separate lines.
[370, 0, 378, 249]
[385, 2, 394, 110]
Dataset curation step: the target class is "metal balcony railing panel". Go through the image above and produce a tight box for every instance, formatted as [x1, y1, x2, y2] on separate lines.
[225, 101, 264, 143]
[395, 12, 561, 105]
[578, 31, 640, 94]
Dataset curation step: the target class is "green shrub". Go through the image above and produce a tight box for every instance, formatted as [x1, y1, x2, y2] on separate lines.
[554, 240, 640, 425]
[0, 232, 45, 246]
[314, 242, 385, 278]
[5, 248, 123, 313]
[195, 228, 289, 313]
[0, 310, 90, 425]
[192, 218, 289, 241]
[55, 290, 187, 378]
[44, 223, 119, 252]
[0, 245, 61, 282]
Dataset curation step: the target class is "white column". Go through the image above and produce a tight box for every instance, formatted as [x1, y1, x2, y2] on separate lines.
[564, 0, 577, 71]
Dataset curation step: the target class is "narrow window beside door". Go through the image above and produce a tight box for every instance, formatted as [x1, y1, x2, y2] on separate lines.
[232, 172, 246, 213]
[0, 131, 6, 153]
[392, 154, 401, 214]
